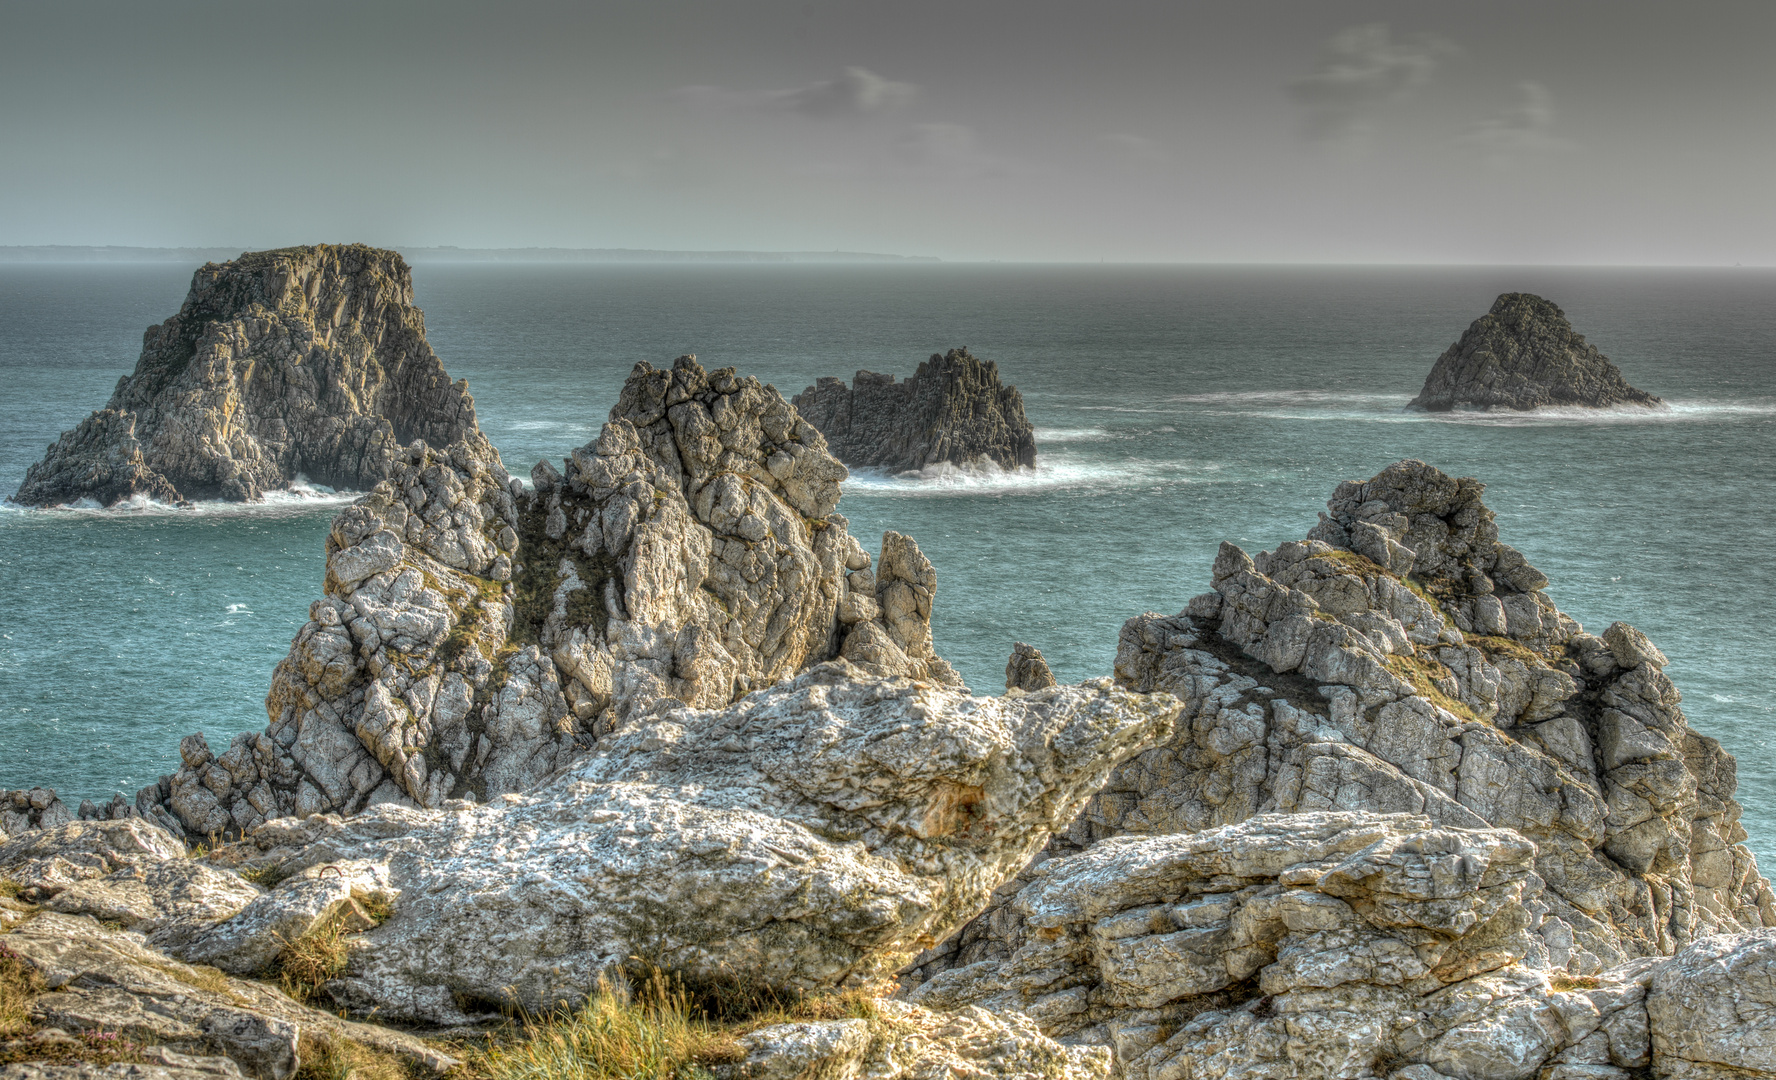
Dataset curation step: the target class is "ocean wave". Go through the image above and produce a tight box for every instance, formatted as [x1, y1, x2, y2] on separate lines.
[1088, 390, 1776, 427]
[842, 455, 1193, 496]
[0, 475, 359, 518]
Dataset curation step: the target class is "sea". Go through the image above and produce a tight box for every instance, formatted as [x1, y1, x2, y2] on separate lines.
[1, 263, 1772, 866]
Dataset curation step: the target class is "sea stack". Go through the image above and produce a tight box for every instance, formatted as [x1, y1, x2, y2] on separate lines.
[793, 347, 1037, 473]
[1408, 292, 1662, 412]
[11, 244, 495, 506]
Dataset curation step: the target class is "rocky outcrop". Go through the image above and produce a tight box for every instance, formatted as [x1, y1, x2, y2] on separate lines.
[183, 664, 1176, 1023]
[903, 459, 1774, 1080]
[722, 999, 1111, 1080]
[11, 245, 493, 507]
[2, 791, 139, 839]
[133, 355, 962, 840]
[1408, 293, 1662, 412]
[911, 810, 1774, 1080]
[792, 348, 1037, 473]
[1006, 643, 1058, 693]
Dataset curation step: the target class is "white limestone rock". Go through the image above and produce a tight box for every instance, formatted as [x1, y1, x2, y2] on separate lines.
[203, 663, 1178, 1024]
[1647, 929, 1776, 1079]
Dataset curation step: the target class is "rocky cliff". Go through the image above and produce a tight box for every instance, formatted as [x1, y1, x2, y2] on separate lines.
[793, 348, 1037, 473]
[1408, 293, 1662, 412]
[906, 459, 1774, 1080]
[127, 355, 964, 840]
[11, 245, 493, 507]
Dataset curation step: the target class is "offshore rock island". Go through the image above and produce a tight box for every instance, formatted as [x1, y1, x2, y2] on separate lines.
[1409, 292, 1663, 412]
[793, 347, 1038, 473]
[3, 344, 1774, 1080]
[11, 244, 492, 507]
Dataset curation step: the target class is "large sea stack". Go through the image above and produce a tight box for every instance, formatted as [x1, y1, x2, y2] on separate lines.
[793, 347, 1037, 472]
[11, 244, 494, 506]
[1408, 292, 1662, 412]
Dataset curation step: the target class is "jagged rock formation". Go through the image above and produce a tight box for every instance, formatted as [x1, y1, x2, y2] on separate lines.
[4, 663, 1178, 1032]
[133, 355, 962, 840]
[1408, 293, 1662, 412]
[792, 348, 1037, 473]
[2, 789, 138, 838]
[911, 811, 1770, 1080]
[903, 459, 1775, 1080]
[11, 244, 492, 507]
[1006, 642, 1058, 692]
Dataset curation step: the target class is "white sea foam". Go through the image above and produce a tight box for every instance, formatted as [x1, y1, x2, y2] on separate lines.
[842, 454, 1193, 497]
[0, 475, 359, 519]
[1093, 391, 1776, 427]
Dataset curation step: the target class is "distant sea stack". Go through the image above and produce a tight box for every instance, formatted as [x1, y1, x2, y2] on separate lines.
[792, 347, 1037, 473]
[1408, 292, 1662, 412]
[11, 244, 495, 507]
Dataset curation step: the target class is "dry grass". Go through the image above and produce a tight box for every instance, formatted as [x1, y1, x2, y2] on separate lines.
[0, 879, 21, 901]
[1549, 973, 1601, 991]
[1, 940, 46, 1038]
[295, 1030, 415, 1080]
[470, 972, 742, 1080]
[1386, 653, 1483, 724]
[273, 891, 396, 1004]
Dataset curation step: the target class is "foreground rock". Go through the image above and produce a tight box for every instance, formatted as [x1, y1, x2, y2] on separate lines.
[912, 810, 1775, 1080]
[187, 663, 1176, 1023]
[135, 355, 962, 839]
[1408, 293, 1662, 411]
[793, 348, 1037, 473]
[2, 912, 455, 1080]
[904, 458, 1773, 1078]
[12, 244, 493, 507]
[723, 999, 1110, 1080]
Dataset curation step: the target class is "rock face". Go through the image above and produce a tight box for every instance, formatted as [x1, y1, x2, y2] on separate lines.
[189, 664, 1178, 1024]
[792, 348, 1037, 473]
[11, 245, 492, 507]
[135, 355, 962, 840]
[904, 459, 1775, 1080]
[1408, 293, 1662, 412]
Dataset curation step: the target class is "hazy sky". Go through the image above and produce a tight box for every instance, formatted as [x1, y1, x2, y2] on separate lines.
[3, 1, 1773, 262]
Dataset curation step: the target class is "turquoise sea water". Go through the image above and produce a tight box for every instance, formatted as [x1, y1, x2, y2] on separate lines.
[2, 263, 1772, 864]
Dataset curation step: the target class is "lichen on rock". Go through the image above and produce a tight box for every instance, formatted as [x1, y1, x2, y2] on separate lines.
[11, 244, 493, 507]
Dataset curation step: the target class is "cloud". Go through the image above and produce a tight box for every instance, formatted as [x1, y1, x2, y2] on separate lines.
[1289, 23, 1456, 144]
[1457, 81, 1573, 165]
[675, 67, 915, 121]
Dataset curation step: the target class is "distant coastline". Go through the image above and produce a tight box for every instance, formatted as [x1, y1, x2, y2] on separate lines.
[0, 245, 940, 264]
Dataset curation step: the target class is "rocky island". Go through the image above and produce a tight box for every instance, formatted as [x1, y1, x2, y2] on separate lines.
[792, 348, 1037, 473]
[1408, 292, 1663, 412]
[3, 354, 1772, 1080]
[11, 245, 493, 507]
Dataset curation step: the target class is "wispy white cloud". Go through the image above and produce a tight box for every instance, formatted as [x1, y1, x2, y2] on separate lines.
[1289, 23, 1456, 146]
[1457, 81, 1573, 166]
[676, 66, 915, 121]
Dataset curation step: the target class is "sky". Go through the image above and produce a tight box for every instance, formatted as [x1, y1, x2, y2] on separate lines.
[2, 0, 1773, 263]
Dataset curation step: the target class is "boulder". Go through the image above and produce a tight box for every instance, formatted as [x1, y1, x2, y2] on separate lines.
[722, 999, 1111, 1080]
[1006, 643, 1058, 693]
[793, 348, 1037, 473]
[1, 912, 454, 1080]
[140, 355, 963, 839]
[194, 662, 1179, 1024]
[12, 244, 494, 506]
[904, 460, 1774, 1078]
[1647, 930, 1776, 1079]
[1408, 293, 1661, 412]
[0, 820, 187, 902]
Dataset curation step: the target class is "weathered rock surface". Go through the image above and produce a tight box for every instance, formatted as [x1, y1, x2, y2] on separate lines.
[1408, 293, 1662, 412]
[793, 348, 1037, 473]
[0, 821, 188, 902]
[911, 811, 1776, 1080]
[904, 459, 1773, 1078]
[3, 791, 145, 841]
[187, 663, 1177, 1024]
[1006, 643, 1058, 693]
[3, 912, 454, 1080]
[723, 999, 1111, 1080]
[136, 355, 962, 840]
[1647, 930, 1776, 1079]
[12, 245, 493, 507]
